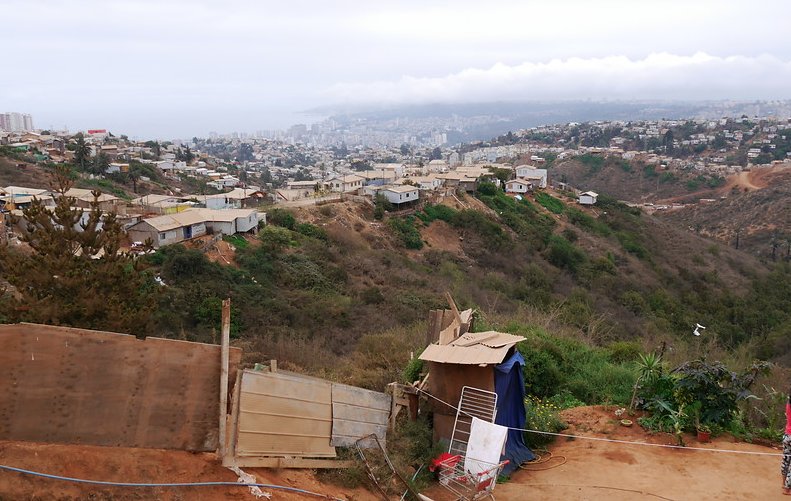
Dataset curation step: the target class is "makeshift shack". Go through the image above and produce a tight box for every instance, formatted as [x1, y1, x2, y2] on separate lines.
[419, 328, 535, 476]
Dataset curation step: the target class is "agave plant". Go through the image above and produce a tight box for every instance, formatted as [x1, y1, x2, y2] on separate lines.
[629, 352, 665, 411]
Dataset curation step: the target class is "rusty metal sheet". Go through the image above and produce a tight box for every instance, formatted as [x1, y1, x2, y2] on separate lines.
[330, 383, 391, 447]
[0, 323, 241, 451]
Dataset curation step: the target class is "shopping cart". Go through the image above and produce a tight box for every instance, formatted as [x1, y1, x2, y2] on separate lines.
[435, 454, 509, 501]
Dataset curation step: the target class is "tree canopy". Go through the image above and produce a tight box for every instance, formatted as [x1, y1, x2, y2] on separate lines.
[0, 166, 158, 335]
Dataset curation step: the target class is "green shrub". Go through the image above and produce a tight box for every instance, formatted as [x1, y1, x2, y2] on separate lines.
[452, 209, 510, 250]
[513, 324, 637, 405]
[402, 358, 424, 384]
[477, 190, 554, 248]
[616, 231, 648, 259]
[223, 234, 249, 250]
[535, 192, 564, 214]
[619, 290, 649, 315]
[566, 207, 611, 236]
[417, 203, 458, 224]
[606, 341, 643, 363]
[388, 216, 424, 249]
[477, 181, 498, 196]
[578, 153, 605, 173]
[524, 396, 568, 448]
[267, 208, 296, 229]
[546, 235, 586, 272]
[295, 222, 328, 241]
[361, 286, 385, 305]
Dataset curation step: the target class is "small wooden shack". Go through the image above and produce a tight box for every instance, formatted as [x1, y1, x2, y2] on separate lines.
[419, 302, 524, 444]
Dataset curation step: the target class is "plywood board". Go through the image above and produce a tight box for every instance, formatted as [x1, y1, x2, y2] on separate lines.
[236, 370, 336, 458]
[0, 323, 241, 451]
[330, 383, 391, 447]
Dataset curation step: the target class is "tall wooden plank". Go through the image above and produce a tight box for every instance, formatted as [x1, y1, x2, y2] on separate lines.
[218, 298, 231, 458]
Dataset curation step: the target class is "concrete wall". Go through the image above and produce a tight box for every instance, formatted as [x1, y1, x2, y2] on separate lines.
[0, 323, 241, 451]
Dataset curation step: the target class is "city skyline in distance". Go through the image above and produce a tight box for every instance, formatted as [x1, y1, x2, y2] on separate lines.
[3, 0, 791, 138]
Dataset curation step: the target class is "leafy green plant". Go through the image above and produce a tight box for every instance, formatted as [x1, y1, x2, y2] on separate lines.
[636, 358, 771, 436]
[524, 396, 568, 448]
[546, 235, 586, 272]
[388, 216, 424, 249]
[535, 192, 564, 214]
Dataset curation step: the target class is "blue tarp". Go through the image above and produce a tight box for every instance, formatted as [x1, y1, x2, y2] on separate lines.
[494, 350, 535, 476]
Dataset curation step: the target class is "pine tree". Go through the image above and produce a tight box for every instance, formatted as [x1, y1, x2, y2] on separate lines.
[0, 165, 158, 335]
[73, 133, 91, 170]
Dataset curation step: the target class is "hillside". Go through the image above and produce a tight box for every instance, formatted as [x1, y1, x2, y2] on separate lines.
[551, 154, 728, 202]
[7, 182, 789, 372]
[659, 166, 791, 258]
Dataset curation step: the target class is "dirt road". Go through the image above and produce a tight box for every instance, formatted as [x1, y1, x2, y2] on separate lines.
[427, 406, 783, 500]
[2, 406, 784, 500]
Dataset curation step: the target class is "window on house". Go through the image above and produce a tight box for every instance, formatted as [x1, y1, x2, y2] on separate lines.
[159, 232, 166, 240]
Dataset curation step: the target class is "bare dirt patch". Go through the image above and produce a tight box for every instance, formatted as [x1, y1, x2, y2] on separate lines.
[421, 220, 464, 256]
[0, 440, 378, 501]
[429, 405, 783, 500]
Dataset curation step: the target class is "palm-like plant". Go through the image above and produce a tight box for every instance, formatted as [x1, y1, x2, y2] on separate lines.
[629, 352, 664, 411]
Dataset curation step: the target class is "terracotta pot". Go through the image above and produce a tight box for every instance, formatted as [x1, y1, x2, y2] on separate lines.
[697, 429, 711, 443]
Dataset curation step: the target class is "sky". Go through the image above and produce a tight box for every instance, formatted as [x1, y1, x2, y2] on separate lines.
[2, 0, 791, 139]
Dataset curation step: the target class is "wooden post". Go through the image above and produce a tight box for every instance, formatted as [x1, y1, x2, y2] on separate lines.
[445, 291, 462, 326]
[218, 298, 231, 460]
[223, 369, 243, 466]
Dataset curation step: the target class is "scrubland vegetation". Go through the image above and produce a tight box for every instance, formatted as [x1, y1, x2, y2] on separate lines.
[2, 171, 790, 463]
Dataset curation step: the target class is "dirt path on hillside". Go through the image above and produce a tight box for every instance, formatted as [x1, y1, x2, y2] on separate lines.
[425, 406, 784, 500]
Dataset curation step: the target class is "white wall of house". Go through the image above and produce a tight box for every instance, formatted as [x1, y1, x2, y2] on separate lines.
[128, 222, 206, 248]
[515, 167, 548, 188]
[205, 220, 235, 235]
[382, 189, 419, 205]
[234, 213, 259, 232]
[505, 181, 531, 194]
[579, 194, 598, 205]
[205, 197, 228, 210]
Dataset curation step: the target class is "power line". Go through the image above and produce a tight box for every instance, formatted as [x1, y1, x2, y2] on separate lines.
[417, 388, 783, 457]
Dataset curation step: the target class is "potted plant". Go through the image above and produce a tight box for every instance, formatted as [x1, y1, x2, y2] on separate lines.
[696, 423, 711, 443]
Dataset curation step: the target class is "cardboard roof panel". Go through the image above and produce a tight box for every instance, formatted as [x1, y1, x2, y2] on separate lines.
[419, 344, 514, 365]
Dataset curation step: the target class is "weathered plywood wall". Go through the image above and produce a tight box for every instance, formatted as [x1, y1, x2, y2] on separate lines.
[0, 323, 241, 451]
[230, 369, 392, 466]
[235, 370, 336, 458]
[330, 383, 390, 447]
[427, 361, 494, 444]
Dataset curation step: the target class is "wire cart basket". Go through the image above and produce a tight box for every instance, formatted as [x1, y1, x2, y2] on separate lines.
[435, 454, 509, 501]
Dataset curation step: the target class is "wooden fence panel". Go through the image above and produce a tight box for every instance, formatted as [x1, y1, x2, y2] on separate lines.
[235, 370, 336, 458]
[0, 323, 240, 451]
[330, 383, 391, 447]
